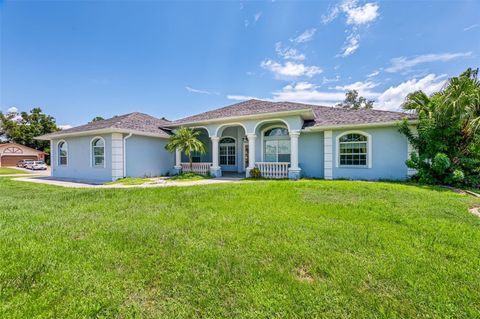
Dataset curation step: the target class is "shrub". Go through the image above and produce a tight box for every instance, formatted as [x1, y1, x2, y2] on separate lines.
[249, 167, 261, 179]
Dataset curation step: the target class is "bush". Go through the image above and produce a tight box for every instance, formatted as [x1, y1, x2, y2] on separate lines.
[249, 167, 261, 179]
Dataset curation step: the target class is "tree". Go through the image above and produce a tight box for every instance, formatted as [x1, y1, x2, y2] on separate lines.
[165, 127, 206, 171]
[90, 116, 105, 122]
[0, 107, 59, 152]
[399, 68, 480, 187]
[336, 90, 374, 109]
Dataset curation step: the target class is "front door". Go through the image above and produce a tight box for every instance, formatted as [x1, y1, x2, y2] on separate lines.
[243, 143, 249, 172]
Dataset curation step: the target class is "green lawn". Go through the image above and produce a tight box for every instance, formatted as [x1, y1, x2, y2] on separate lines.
[1, 179, 479, 318]
[108, 173, 211, 185]
[0, 167, 27, 175]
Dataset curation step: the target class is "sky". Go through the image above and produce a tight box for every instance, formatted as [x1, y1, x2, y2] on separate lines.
[1, 0, 479, 128]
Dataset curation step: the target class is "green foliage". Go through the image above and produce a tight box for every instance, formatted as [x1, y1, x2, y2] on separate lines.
[0, 107, 59, 153]
[336, 90, 374, 109]
[249, 167, 261, 178]
[169, 172, 211, 181]
[400, 68, 480, 188]
[90, 116, 105, 122]
[165, 127, 206, 170]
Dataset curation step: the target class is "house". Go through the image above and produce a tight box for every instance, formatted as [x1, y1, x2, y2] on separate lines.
[0, 142, 45, 167]
[36, 99, 417, 182]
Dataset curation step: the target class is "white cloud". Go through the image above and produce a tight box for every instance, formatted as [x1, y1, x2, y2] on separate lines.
[376, 74, 446, 111]
[7, 107, 18, 113]
[322, 75, 341, 84]
[261, 59, 322, 79]
[342, 1, 379, 25]
[290, 28, 317, 44]
[367, 70, 380, 77]
[275, 42, 306, 61]
[335, 80, 380, 97]
[185, 86, 218, 95]
[270, 82, 345, 105]
[322, 0, 380, 57]
[227, 95, 260, 101]
[254, 11, 262, 22]
[59, 125, 73, 130]
[244, 20, 250, 27]
[464, 24, 479, 31]
[385, 52, 472, 73]
[340, 33, 360, 57]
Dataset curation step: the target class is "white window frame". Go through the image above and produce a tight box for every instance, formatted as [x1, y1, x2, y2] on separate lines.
[261, 125, 290, 162]
[57, 140, 68, 166]
[219, 136, 236, 166]
[90, 136, 106, 168]
[335, 130, 372, 168]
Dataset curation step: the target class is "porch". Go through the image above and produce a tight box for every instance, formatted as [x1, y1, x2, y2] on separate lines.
[174, 121, 302, 180]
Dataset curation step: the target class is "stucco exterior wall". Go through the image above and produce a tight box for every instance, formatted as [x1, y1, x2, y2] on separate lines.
[125, 135, 174, 177]
[331, 126, 409, 180]
[51, 134, 113, 182]
[299, 131, 324, 178]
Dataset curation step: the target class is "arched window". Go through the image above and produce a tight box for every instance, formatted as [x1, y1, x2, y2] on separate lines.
[91, 137, 105, 167]
[263, 127, 290, 162]
[338, 133, 369, 166]
[58, 141, 68, 166]
[219, 137, 236, 165]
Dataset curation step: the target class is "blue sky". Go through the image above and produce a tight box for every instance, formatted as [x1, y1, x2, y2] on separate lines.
[1, 0, 479, 128]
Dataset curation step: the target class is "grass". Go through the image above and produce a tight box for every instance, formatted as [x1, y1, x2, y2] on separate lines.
[168, 172, 211, 181]
[1, 178, 479, 318]
[107, 177, 154, 185]
[0, 167, 27, 175]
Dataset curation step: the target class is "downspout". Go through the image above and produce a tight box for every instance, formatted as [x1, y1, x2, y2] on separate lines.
[123, 133, 133, 178]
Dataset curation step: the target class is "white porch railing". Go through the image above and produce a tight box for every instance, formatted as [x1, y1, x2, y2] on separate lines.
[255, 162, 290, 179]
[181, 162, 212, 175]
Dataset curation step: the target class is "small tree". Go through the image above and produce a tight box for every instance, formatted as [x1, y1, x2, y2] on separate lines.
[165, 127, 206, 171]
[336, 90, 374, 109]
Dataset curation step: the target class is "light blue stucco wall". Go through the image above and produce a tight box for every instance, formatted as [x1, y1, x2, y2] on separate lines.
[51, 135, 112, 182]
[125, 135, 174, 177]
[331, 126, 408, 180]
[299, 131, 324, 178]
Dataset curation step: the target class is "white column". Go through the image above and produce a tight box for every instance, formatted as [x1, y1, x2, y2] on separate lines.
[289, 131, 300, 170]
[174, 148, 182, 169]
[247, 133, 256, 169]
[211, 136, 220, 169]
[111, 133, 124, 181]
[324, 130, 333, 180]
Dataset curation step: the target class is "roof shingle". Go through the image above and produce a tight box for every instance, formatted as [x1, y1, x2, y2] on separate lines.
[168, 99, 417, 128]
[38, 112, 171, 139]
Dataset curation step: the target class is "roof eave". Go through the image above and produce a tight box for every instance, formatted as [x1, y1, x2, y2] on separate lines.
[164, 108, 316, 127]
[35, 128, 171, 140]
[303, 119, 419, 132]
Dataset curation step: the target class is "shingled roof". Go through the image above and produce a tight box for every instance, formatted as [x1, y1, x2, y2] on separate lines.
[37, 112, 171, 139]
[168, 99, 417, 128]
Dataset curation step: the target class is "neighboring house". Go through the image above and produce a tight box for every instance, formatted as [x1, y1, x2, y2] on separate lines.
[0, 143, 45, 167]
[36, 99, 417, 182]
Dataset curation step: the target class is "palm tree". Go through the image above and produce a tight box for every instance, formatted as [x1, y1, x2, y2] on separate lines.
[165, 127, 206, 171]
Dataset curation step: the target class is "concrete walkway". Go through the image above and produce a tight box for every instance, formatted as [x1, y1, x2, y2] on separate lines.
[13, 176, 242, 189]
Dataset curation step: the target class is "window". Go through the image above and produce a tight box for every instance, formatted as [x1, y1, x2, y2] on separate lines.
[339, 133, 368, 166]
[191, 151, 201, 163]
[92, 138, 105, 167]
[58, 141, 68, 166]
[219, 137, 236, 165]
[263, 127, 290, 162]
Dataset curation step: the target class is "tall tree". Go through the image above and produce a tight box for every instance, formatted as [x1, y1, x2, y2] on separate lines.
[165, 127, 206, 171]
[0, 107, 59, 152]
[90, 116, 105, 122]
[336, 90, 374, 109]
[399, 68, 480, 187]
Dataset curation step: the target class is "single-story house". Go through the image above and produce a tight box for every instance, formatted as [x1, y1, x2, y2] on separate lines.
[36, 99, 417, 182]
[0, 142, 45, 167]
